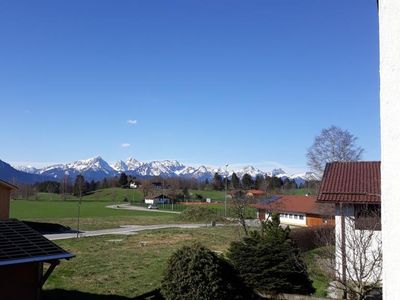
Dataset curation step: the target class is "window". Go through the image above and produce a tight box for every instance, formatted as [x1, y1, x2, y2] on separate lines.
[289, 214, 293, 219]
[299, 215, 304, 220]
[355, 204, 381, 231]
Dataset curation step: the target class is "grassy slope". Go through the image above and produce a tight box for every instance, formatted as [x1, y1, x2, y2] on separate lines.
[10, 200, 179, 230]
[44, 227, 243, 298]
[303, 247, 331, 297]
[44, 227, 327, 299]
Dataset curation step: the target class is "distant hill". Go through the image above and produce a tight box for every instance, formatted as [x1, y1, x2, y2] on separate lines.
[0, 160, 51, 184]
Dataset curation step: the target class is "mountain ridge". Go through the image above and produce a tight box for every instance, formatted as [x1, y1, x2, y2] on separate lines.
[9, 156, 320, 185]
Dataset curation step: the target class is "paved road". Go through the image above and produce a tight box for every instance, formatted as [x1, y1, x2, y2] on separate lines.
[107, 203, 181, 214]
[45, 223, 209, 241]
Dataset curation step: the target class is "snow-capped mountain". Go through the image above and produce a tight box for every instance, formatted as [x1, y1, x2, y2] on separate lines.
[235, 166, 265, 178]
[177, 166, 215, 181]
[112, 160, 128, 172]
[14, 165, 40, 174]
[133, 160, 185, 177]
[36, 156, 117, 181]
[10, 156, 320, 185]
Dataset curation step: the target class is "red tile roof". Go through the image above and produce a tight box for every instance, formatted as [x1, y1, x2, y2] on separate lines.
[317, 161, 381, 204]
[253, 195, 334, 216]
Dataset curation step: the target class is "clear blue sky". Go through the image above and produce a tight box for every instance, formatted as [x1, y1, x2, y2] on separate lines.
[0, 0, 380, 173]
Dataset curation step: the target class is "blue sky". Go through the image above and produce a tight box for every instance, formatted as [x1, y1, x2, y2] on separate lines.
[0, 0, 380, 173]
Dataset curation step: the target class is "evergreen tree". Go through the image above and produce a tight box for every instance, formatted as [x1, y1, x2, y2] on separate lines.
[182, 186, 190, 198]
[270, 176, 283, 189]
[231, 172, 240, 189]
[241, 173, 254, 190]
[213, 173, 224, 191]
[255, 174, 266, 190]
[101, 178, 109, 189]
[227, 214, 315, 295]
[161, 244, 254, 300]
[119, 172, 128, 187]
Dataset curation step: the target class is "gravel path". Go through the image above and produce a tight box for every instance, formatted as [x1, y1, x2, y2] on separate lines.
[45, 223, 210, 240]
[107, 203, 181, 214]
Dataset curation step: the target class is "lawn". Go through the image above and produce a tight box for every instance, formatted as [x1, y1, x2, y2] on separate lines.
[303, 247, 332, 297]
[43, 226, 245, 299]
[42, 226, 328, 299]
[10, 200, 180, 230]
[19, 188, 144, 203]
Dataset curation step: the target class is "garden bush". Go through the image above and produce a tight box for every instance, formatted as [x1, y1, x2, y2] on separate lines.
[161, 244, 254, 300]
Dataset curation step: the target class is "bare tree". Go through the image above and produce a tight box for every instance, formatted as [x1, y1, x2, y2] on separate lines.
[307, 126, 364, 174]
[317, 207, 382, 299]
[230, 191, 253, 236]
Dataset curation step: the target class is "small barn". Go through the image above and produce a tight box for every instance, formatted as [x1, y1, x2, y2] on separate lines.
[0, 179, 74, 300]
[253, 195, 335, 227]
[0, 179, 17, 220]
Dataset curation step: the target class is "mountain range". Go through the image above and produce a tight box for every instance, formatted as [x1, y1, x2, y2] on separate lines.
[1, 156, 320, 185]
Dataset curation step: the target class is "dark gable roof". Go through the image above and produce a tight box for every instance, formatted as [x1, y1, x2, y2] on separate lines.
[0, 219, 74, 266]
[317, 161, 381, 204]
[0, 179, 18, 190]
[253, 195, 334, 216]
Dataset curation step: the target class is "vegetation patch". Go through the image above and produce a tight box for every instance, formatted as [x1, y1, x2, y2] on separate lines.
[178, 206, 224, 223]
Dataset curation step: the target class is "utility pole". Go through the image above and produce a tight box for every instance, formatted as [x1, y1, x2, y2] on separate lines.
[224, 164, 228, 217]
[76, 177, 82, 238]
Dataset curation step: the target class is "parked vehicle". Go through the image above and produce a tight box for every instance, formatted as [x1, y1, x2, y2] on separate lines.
[147, 204, 159, 210]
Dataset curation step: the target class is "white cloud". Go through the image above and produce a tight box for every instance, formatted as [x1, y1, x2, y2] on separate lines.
[127, 119, 137, 125]
[121, 143, 131, 148]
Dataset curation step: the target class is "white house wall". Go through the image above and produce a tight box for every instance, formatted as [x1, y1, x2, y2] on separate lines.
[379, 0, 400, 297]
[335, 204, 382, 284]
[265, 212, 307, 227]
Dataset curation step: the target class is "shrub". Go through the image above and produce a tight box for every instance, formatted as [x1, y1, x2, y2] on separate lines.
[227, 214, 315, 295]
[290, 225, 334, 252]
[161, 244, 254, 300]
[178, 206, 223, 222]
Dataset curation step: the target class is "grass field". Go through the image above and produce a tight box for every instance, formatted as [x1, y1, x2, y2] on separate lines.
[42, 227, 326, 299]
[16, 188, 226, 203]
[303, 247, 331, 297]
[10, 200, 181, 230]
[43, 226, 245, 299]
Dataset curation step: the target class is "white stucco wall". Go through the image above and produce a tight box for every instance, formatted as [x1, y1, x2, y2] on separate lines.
[379, 0, 400, 297]
[264, 212, 307, 227]
[335, 204, 382, 285]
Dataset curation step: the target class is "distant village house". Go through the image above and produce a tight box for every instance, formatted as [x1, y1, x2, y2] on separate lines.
[253, 195, 334, 227]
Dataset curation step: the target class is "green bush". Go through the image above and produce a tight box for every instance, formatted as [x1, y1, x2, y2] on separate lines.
[228, 214, 315, 295]
[178, 206, 223, 222]
[161, 244, 254, 300]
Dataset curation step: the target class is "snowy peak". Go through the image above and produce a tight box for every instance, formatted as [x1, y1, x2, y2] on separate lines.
[12, 156, 319, 185]
[112, 160, 128, 172]
[271, 168, 286, 177]
[126, 157, 143, 170]
[235, 165, 265, 178]
[67, 156, 114, 173]
[14, 165, 40, 174]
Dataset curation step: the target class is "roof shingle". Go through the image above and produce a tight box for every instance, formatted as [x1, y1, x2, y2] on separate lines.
[0, 219, 74, 266]
[317, 161, 381, 204]
[253, 195, 334, 216]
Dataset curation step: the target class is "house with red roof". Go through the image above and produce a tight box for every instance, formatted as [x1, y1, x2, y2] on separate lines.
[253, 195, 334, 227]
[317, 161, 382, 295]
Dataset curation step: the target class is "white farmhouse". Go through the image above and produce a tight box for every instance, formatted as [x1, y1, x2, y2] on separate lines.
[317, 161, 381, 298]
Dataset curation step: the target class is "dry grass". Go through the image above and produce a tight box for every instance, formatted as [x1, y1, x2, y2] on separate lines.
[44, 226, 242, 298]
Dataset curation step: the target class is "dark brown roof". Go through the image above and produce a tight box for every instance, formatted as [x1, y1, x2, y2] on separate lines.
[0, 219, 74, 266]
[317, 161, 381, 204]
[253, 195, 334, 216]
[0, 179, 18, 190]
